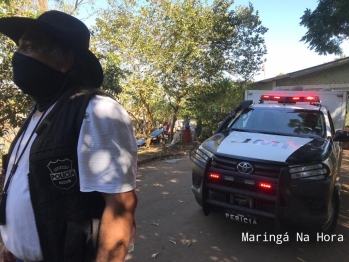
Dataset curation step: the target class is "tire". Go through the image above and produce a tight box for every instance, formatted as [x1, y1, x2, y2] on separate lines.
[194, 195, 202, 207]
[320, 187, 340, 234]
[202, 204, 211, 216]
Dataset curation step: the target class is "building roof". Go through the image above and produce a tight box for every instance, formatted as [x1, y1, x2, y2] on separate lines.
[256, 56, 349, 84]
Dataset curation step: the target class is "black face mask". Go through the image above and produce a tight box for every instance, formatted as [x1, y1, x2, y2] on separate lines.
[12, 52, 70, 111]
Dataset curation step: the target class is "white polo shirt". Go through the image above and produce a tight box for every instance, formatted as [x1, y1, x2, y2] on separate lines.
[0, 95, 137, 261]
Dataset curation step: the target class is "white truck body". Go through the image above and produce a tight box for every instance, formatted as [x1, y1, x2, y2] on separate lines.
[245, 90, 348, 131]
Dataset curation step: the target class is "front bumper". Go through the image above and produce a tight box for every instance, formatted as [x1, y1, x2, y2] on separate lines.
[191, 157, 335, 228]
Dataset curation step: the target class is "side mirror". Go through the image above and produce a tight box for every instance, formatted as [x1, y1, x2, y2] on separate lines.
[334, 130, 349, 142]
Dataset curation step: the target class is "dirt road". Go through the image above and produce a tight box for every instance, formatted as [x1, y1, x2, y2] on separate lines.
[1, 153, 348, 262]
[128, 155, 349, 262]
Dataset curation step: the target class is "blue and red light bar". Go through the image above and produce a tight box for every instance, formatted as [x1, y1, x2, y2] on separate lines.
[209, 173, 272, 189]
[260, 95, 320, 103]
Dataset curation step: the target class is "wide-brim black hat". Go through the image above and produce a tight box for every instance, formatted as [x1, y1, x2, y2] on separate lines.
[0, 10, 103, 87]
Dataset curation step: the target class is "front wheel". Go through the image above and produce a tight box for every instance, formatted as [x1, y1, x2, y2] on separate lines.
[320, 187, 340, 234]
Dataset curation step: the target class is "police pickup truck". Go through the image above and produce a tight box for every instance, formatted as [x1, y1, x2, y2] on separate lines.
[190, 92, 349, 233]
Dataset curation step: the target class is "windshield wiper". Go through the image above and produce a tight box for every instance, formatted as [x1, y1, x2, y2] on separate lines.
[230, 129, 322, 138]
[262, 132, 323, 139]
[253, 131, 295, 137]
[231, 129, 290, 135]
[230, 128, 250, 132]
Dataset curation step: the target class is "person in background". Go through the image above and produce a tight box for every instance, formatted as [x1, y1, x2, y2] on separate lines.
[163, 122, 169, 135]
[195, 120, 203, 140]
[0, 10, 137, 262]
[183, 118, 190, 130]
[168, 126, 182, 146]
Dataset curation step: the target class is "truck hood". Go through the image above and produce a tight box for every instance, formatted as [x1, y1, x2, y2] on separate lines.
[202, 131, 329, 163]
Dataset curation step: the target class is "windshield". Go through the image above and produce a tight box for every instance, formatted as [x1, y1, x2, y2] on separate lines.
[229, 108, 326, 137]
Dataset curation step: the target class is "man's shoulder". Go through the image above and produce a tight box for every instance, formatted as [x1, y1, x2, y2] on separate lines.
[69, 87, 116, 107]
[70, 87, 130, 121]
[86, 95, 130, 120]
[89, 94, 119, 107]
[75, 86, 109, 97]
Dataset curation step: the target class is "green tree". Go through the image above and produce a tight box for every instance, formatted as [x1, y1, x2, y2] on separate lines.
[227, 3, 268, 81]
[300, 0, 349, 55]
[93, 0, 267, 145]
[96, 52, 124, 96]
[154, 0, 266, 140]
[93, 0, 166, 147]
[150, 0, 222, 140]
[184, 79, 246, 139]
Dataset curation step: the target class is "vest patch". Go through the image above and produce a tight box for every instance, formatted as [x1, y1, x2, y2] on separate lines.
[47, 158, 77, 190]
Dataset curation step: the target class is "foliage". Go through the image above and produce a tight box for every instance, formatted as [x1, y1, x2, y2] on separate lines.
[184, 79, 246, 139]
[153, 0, 267, 140]
[93, 0, 170, 147]
[152, 0, 223, 141]
[227, 3, 268, 81]
[47, 0, 98, 18]
[94, 51, 124, 97]
[0, 1, 39, 136]
[93, 0, 267, 146]
[300, 0, 349, 55]
[0, 0, 268, 149]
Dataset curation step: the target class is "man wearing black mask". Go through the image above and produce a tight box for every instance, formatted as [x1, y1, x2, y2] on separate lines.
[0, 11, 138, 262]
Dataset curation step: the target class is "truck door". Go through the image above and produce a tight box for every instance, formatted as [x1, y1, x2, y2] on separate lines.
[328, 110, 342, 174]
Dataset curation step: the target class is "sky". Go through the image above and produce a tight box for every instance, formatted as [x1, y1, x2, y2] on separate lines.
[233, 0, 349, 81]
[82, 0, 349, 82]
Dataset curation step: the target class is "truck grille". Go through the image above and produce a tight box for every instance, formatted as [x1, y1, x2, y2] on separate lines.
[211, 154, 285, 179]
[204, 154, 288, 219]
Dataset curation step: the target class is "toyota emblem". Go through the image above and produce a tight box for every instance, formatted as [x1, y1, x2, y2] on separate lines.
[237, 162, 254, 174]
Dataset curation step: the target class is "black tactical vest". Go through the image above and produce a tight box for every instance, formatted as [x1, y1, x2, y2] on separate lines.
[6, 87, 108, 262]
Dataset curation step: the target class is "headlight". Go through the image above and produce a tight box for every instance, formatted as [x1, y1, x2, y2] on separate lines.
[289, 164, 328, 180]
[195, 146, 214, 165]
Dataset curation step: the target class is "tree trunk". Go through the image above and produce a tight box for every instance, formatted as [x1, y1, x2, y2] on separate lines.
[145, 109, 154, 149]
[169, 113, 177, 143]
[146, 120, 152, 148]
[169, 102, 180, 143]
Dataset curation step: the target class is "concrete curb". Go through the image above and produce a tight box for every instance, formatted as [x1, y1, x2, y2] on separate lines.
[137, 152, 188, 166]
